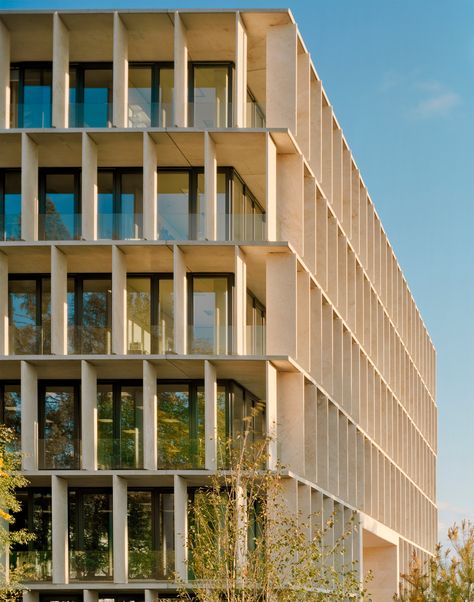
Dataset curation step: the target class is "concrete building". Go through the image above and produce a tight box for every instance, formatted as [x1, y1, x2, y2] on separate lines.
[0, 8, 437, 601]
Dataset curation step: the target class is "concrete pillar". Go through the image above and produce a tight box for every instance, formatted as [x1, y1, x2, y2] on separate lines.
[51, 246, 68, 355]
[297, 51, 311, 158]
[144, 591, 155, 602]
[21, 133, 38, 241]
[266, 23, 297, 132]
[173, 12, 188, 127]
[173, 245, 187, 354]
[233, 246, 246, 355]
[143, 133, 157, 241]
[81, 360, 97, 471]
[204, 132, 217, 240]
[21, 361, 37, 471]
[266, 253, 297, 357]
[321, 104, 333, 202]
[277, 152, 304, 255]
[265, 361, 277, 470]
[297, 269, 310, 372]
[81, 132, 98, 240]
[235, 13, 247, 128]
[112, 245, 127, 355]
[303, 176, 316, 273]
[143, 360, 157, 470]
[113, 12, 128, 128]
[23, 592, 39, 602]
[204, 360, 217, 470]
[278, 372, 305, 474]
[310, 78, 322, 182]
[174, 475, 188, 582]
[113, 475, 128, 583]
[265, 133, 277, 241]
[0, 252, 8, 355]
[52, 13, 69, 128]
[84, 592, 99, 602]
[0, 19, 10, 128]
[52, 475, 68, 584]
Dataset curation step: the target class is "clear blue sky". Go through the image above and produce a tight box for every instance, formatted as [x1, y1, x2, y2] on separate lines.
[2, 0, 473, 540]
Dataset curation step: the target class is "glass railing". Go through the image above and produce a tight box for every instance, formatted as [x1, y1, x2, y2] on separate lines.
[157, 212, 266, 242]
[10, 103, 52, 128]
[188, 325, 232, 355]
[157, 436, 205, 470]
[228, 213, 266, 242]
[128, 102, 174, 128]
[38, 438, 81, 470]
[245, 324, 266, 355]
[10, 550, 52, 581]
[69, 102, 113, 128]
[69, 549, 113, 581]
[128, 549, 175, 581]
[188, 101, 233, 129]
[97, 213, 143, 241]
[40, 212, 80, 241]
[0, 215, 22, 241]
[246, 100, 266, 128]
[97, 436, 143, 470]
[8, 324, 50, 355]
[127, 324, 174, 355]
[68, 325, 112, 355]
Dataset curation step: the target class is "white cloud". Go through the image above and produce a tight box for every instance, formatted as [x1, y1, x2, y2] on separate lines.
[412, 89, 461, 118]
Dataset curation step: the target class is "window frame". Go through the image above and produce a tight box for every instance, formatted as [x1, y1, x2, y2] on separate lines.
[128, 61, 174, 127]
[38, 167, 82, 241]
[188, 61, 234, 128]
[11, 62, 53, 128]
[69, 62, 113, 128]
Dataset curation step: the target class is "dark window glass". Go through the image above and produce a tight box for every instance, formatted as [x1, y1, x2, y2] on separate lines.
[0, 170, 21, 241]
[98, 170, 143, 240]
[69, 65, 113, 128]
[10, 64, 52, 128]
[0, 381, 21, 451]
[128, 490, 175, 579]
[39, 170, 81, 240]
[38, 382, 80, 469]
[190, 64, 232, 128]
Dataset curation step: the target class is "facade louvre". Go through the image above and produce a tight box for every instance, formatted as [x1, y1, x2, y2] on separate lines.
[0, 8, 437, 602]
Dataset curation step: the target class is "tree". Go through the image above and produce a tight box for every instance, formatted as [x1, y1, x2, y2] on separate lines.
[395, 521, 474, 601]
[0, 425, 34, 601]
[177, 425, 372, 601]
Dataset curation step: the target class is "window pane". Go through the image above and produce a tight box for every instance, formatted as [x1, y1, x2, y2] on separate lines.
[22, 67, 52, 128]
[190, 276, 229, 354]
[8, 279, 38, 354]
[83, 68, 112, 127]
[40, 385, 79, 469]
[97, 384, 113, 469]
[193, 65, 229, 128]
[81, 279, 112, 354]
[157, 383, 190, 468]
[98, 171, 114, 239]
[128, 66, 152, 128]
[41, 277, 51, 354]
[127, 278, 151, 354]
[159, 68, 174, 127]
[158, 278, 174, 354]
[216, 172, 227, 241]
[3, 171, 21, 240]
[120, 385, 143, 468]
[9, 67, 19, 128]
[120, 172, 143, 239]
[157, 172, 189, 240]
[1, 383, 21, 451]
[232, 176, 245, 240]
[41, 173, 77, 240]
[216, 385, 227, 467]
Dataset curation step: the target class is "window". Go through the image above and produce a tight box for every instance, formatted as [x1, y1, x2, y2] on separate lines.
[38, 381, 81, 469]
[127, 274, 174, 354]
[97, 381, 143, 469]
[69, 64, 113, 127]
[189, 63, 233, 128]
[69, 489, 113, 581]
[232, 173, 265, 242]
[11, 489, 52, 581]
[157, 381, 205, 469]
[246, 291, 266, 355]
[246, 88, 266, 128]
[188, 274, 233, 355]
[10, 63, 52, 128]
[39, 169, 81, 240]
[0, 381, 21, 451]
[8, 275, 51, 355]
[98, 169, 143, 240]
[67, 275, 112, 354]
[0, 169, 21, 241]
[128, 489, 175, 580]
[128, 63, 174, 127]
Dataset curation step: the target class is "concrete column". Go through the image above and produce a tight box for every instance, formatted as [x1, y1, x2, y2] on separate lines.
[52, 475, 68, 584]
[113, 475, 128, 583]
[303, 176, 316, 273]
[81, 132, 98, 240]
[112, 245, 127, 355]
[297, 51, 311, 158]
[297, 269, 310, 372]
[173, 245, 187, 354]
[81, 360, 97, 471]
[113, 12, 128, 128]
[21, 361, 37, 471]
[23, 592, 39, 602]
[321, 104, 333, 202]
[0, 252, 8, 355]
[144, 591, 155, 602]
[277, 152, 304, 256]
[143, 132, 157, 241]
[0, 19, 10, 128]
[143, 360, 157, 470]
[51, 246, 68, 355]
[174, 475, 188, 582]
[233, 246, 246, 355]
[278, 372, 305, 474]
[265, 23, 297, 132]
[265, 133, 277, 241]
[204, 132, 217, 240]
[235, 13, 247, 127]
[173, 12, 188, 127]
[52, 13, 69, 128]
[84, 592, 99, 602]
[310, 78, 322, 181]
[21, 133, 38, 241]
[265, 361, 277, 470]
[204, 360, 217, 470]
[266, 253, 297, 357]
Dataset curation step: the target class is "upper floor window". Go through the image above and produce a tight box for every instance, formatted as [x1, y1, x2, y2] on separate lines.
[8, 275, 51, 355]
[246, 88, 266, 128]
[10, 63, 52, 128]
[98, 169, 143, 240]
[39, 169, 81, 241]
[0, 169, 21, 241]
[190, 63, 233, 128]
[128, 63, 174, 128]
[246, 291, 266, 355]
[0, 381, 21, 451]
[69, 64, 113, 128]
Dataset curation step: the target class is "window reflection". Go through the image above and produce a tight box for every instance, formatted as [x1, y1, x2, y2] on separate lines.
[0, 170, 21, 241]
[128, 64, 174, 128]
[0, 381, 21, 451]
[98, 169, 143, 240]
[69, 64, 113, 128]
[191, 64, 231, 128]
[10, 64, 52, 128]
[246, 291, 266, 355]
[39, 170, 81, 240]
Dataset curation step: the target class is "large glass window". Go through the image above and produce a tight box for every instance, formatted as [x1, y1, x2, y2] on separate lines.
[127, 275, 174, 354]
[0, 170, 21, 241]
[69, 64, 113, 128]
[97, 381, 143, 469]
[39, 169, 81, 240]
[0, 381, 21, 451]
[246, 291, 266, 355]
[128, 489, 174, 580]
[67, 275, 112, 354]
[98, 169, 143, 240]
[8, 275, 51, 355]
[11, 489, 52, 581]
[10, 64, 52, 128]
[190, 63, 232, 128]
[231, 174, 264, 242]
[38, 381, 80, 469]
[69, 489, 113, 581]
[157, 381, 205, 469]
[246, 88, 266, 128]
[188, 274, 232, 355]
[128, 63, 174, 128]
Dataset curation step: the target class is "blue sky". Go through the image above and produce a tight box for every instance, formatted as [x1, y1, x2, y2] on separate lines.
[2, 0, 473, 540]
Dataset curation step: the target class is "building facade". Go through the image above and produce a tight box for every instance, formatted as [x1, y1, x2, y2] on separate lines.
[0, 8, 437, 602]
